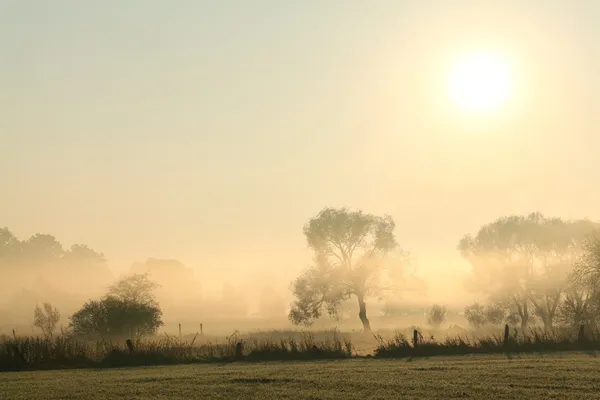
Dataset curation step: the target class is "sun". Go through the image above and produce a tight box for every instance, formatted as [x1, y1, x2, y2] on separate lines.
[447, 50, 514, 114]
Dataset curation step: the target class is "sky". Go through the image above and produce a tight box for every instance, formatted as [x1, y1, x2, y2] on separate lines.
[1, 1, 599, 300]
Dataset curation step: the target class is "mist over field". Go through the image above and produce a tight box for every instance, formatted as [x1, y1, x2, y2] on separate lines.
[2, 5, 600, 400]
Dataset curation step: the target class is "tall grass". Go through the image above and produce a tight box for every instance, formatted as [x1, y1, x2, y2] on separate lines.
[1, 327, 599, 371]
[374, 328, 600, 358]
[0, 330, 353, 371]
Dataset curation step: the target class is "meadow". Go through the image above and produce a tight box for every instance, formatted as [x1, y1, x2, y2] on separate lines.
[2, 353, 600, 400]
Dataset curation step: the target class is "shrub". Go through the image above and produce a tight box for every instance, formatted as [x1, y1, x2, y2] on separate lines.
[69, 296, 163, 339]
[485, 304, 505, 326]
[464, 302, 486, 329]
[426, 304, 447, 329]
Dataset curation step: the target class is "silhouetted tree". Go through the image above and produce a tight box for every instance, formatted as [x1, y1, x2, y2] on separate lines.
[22, 233, 64, 265]
[459, 213, 598, 331]
[427, 304, 447, 329]
[33, 302, 60, 338]
[288, 207, 403, 332]
[563, 233, 600, 329]
[69, 296, 163, 339]
[464, 302, 486, 329]
[108, 273, 160, 306]
[484, 304, 505, 326]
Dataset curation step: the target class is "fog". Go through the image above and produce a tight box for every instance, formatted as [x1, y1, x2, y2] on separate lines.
[2, 2, 600, 336]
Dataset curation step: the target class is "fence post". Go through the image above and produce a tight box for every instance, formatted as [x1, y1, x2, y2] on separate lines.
[413, 329, 419, 348]
[503, 324, 509, 345]
[200, 323, 203, 336]
[235, 341, 244, 359]
[179, 324, 182, 338]
[126, 339, 135, 354]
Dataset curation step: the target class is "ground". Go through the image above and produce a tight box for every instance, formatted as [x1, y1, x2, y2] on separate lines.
[2, 353, 599, 400]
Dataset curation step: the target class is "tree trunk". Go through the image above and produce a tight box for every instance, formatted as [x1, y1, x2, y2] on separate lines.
[542, 316, 552, 332]
[357, 294, 371, 333]
[520, 309, 529, 333]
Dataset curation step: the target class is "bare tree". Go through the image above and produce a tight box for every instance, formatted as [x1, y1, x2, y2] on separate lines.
[33, 303, 60, 338]
[427, 304, 447, 329]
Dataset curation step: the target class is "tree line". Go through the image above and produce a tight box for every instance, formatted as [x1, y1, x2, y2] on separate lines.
[288, 208, 600, 334]
[3, 207, 600, 339]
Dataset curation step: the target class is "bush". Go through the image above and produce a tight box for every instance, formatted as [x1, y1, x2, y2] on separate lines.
[464, 302, 486, 329]
[69, 296, 163, 339]
[485, 304, 505, 326]
[426, 304, 447, 329]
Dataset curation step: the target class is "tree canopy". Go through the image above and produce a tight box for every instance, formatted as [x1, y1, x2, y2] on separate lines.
[288, 207, 409, 332]
[69, 296, 163, 339]
[458, 213, 599, 331]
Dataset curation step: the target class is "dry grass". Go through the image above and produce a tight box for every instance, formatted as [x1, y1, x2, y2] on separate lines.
[2, 326, 599, 371]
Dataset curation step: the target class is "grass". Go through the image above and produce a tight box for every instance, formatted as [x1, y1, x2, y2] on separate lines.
[0, 329, 354, 371]
[2, 353, 600, 399]
[1, 326, 599, 371]
[374, 328, 600, 358]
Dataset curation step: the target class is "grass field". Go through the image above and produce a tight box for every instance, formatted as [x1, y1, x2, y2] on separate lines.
[2, 353, 599, 400]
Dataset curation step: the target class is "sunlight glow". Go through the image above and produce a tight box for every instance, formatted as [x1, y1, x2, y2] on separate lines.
[447, 50, 514, 114]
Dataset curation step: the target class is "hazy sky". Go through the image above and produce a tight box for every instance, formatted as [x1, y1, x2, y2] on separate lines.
[2, 1, 599, 297]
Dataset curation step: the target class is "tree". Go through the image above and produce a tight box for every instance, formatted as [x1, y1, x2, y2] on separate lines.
[458, 213, 598, 331]
[0, 227, 21, 259]
[61, 244, 113, 295]
[33, 302, 60, 338]
[288, 207, 401, 332]
[484, 304, 505, 326]
[464, 302, 486, 329]
[108, 273, 160, 306]
[69, 296, 163, 339]
[563, 233, 600, 329]
[22, 234, 64, 265]
[426, 304, 447, 329]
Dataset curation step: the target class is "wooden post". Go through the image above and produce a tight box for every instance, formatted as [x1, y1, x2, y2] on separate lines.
[126, 339, 135, 353]
[200, 323, 203, 336]
[235, 341, 243, 359]
[179, 324, 182, 338]
[413, 329, 419, 348]
[503, 324, 510, 345]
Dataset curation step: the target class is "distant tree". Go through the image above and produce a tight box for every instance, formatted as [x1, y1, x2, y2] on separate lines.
[63, 244, 107, 268]
[484, 304, 505, 326]
[562, 233, 600, 329]
[22, 234, 64, 265]
[426, 304, 447, 329]
[458, 213, 598, 331]
[288, 207, 403, 332]
[0, 227, 21, 259]
[464, 302, 486, 329]
[33, 302, 60, 338]
[69, 296, 163, 339]
[108, 273, 160, 306]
